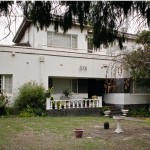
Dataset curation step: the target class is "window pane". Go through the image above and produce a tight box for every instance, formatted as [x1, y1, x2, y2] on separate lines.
[78, 79, 88, 93]
[5, 75, 12, 93]
[0, 75, 2, 93]
[47, 32, 52, 46]
[72, 79, 78, 93]
[87, 34, 93, 50]
[72, 36, 77, 49]
[48, 77, 53, 89]
[53, 34, 71, 48]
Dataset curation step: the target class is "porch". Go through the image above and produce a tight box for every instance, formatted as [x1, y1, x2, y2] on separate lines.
[46, 97, 102, 116]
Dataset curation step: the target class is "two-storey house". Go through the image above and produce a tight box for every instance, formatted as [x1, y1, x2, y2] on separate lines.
[0, 18, 149, 109]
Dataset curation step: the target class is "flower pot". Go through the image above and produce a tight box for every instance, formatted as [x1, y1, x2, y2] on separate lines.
[104, 110, 111, 117]
[74, 129, 84, 138]
[121, 109, 129, 116]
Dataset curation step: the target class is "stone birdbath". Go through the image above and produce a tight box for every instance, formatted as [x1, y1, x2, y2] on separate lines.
[113, 116, 125, 133]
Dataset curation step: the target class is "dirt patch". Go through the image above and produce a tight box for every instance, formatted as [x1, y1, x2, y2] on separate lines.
[0, 117, 150, 150]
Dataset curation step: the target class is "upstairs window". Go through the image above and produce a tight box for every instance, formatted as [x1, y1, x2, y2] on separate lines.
[47, 32, 77, 49]
[0, 75, 13, 94]
[87, 35, 93, 50]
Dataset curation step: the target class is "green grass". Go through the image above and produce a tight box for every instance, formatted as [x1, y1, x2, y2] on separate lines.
[0, 116, 150, 150]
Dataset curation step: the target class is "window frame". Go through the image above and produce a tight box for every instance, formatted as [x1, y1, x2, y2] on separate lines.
[0, 75, 13, 94]
[47, 32, 77, 49]
[130, 81, 150, 94]
[71, 79, 78, 93]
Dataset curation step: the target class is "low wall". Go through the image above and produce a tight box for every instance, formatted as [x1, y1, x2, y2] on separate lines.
[104, 93, 150, 105]
[47, 108, 101, 116]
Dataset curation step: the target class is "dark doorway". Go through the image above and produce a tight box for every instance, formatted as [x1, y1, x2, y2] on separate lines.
[88, 79, 105, 98]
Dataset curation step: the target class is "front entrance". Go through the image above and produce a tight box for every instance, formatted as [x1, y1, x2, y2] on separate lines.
[88, 79, 105, 98]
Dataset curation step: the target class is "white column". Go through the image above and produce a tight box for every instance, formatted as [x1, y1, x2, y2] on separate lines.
[39, 56, 44, 84]
[46, 98, 50, 110]
[81, 100, 83, 108]
[98, 97, 102, 107]
[73, 101, 75, 108]
[68, 101, 70, 108]
[64, 101, 67, 109]
[85, 101, 87, 108]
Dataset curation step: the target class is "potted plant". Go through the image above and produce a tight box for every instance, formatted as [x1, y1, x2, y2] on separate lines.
[63, 89, 70, 97]
[102, 106, 111, 117]
[57, 101, 61, 110]
[46, 87, 54, 98]
[61, 102, 64, 109]
[50, 97, 55, 109]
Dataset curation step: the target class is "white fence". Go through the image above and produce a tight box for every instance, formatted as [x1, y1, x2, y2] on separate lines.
[46, 97, 102, 110]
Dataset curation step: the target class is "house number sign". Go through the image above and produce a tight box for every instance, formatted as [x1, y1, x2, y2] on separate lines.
[79, 65, 87, 71]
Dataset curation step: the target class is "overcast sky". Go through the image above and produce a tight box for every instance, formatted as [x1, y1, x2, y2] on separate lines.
[0, 2, 148, 45]
[0, 16, 23, 45]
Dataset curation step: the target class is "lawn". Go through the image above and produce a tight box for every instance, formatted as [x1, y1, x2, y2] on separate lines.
[0, 116, 150, 150]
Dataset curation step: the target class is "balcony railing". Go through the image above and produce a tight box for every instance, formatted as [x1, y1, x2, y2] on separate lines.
[46, 97, 102, 110]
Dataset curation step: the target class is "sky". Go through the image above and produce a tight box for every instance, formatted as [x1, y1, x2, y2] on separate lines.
[0, 2, 23, 45]
[0, 1, 149, 45]
[0, 16, 23, 45]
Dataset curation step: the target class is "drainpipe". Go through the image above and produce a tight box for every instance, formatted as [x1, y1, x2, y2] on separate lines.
[33, 26, 35, 47]
[39, 56, 45, 84]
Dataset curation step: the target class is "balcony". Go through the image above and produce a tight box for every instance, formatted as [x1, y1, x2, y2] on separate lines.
[46, 97, 102, 116]
[46, 97, 102, 110]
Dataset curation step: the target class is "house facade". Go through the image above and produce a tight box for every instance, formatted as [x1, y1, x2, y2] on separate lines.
[0, 18, 149, 107]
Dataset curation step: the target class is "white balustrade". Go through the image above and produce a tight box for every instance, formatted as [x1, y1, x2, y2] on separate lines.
[46, 97, 102, 110]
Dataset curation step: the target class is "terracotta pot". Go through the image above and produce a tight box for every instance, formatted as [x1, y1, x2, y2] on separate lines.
[74, 129, 84, 138]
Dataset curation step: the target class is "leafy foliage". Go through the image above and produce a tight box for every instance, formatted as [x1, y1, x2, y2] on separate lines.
[0, 1, 150, 49]
[128, 107, 150, 117]
[19, 105, 35, 117]
[0, 1, 13, 15]
[0, 92, 9, 108]
[0, 92, 9, 115]
[124, 30, 150, 86]
[46, 87, 54, 98]
[14, 81, 46, 116]
[1, 1, 150, 48]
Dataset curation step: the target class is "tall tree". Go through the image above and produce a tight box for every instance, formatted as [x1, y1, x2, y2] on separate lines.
[0, 1, 150, 48]
[124, 30, 150, 87]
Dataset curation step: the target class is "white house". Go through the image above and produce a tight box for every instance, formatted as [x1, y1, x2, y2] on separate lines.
[0, 18, 149, 109]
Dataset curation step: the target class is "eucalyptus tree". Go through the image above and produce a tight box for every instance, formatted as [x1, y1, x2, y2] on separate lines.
[0, 1, 150, 48]
[124, 30, 150, 87]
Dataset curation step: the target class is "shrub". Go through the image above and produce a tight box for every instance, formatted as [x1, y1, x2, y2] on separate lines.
[19, 105, 35, 117]
[128, 107, 150, 117]
[14, 81, 46, 116]
[0, 92, 9, 115]
[5, 106, 19, 116]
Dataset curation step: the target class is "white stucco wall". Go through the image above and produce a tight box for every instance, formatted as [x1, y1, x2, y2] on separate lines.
[104, 93, 150, 105]
[20, 24, 88, 51]
[0, 45, 149, 104]
[0, 45, 112, 101]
